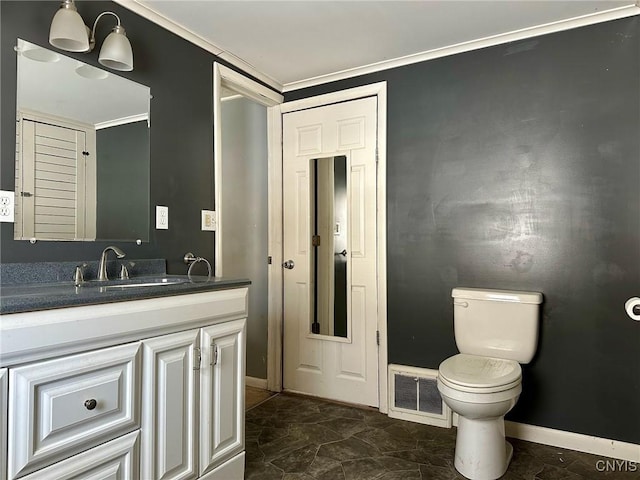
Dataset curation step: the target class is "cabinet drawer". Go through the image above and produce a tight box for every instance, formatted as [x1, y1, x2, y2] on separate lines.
[8, 342, 141, 479]
[21, 430, 139, 480]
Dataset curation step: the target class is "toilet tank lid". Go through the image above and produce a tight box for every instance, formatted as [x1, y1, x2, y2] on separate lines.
[452, 287, 543, 304]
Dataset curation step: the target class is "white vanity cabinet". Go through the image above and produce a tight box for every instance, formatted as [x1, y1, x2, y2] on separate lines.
[0, 287, 249, 480]
[1, 369, 7, 480]
[7, 343, 141, 479]
[20, 431, 140, 480]
[140, 329, 199, 479]
[140, 319, 246, 480]
[199, 319, 245, 476]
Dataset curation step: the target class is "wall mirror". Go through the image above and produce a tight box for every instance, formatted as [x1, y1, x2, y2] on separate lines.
[14, 38, 151, 242]
[310, 156, 349, 338]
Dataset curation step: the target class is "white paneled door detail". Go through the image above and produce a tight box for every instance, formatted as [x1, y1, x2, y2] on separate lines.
[283, 96, 379, 407]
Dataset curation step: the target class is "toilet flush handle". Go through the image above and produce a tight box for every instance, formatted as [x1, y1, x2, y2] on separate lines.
[453, 300, 469, 308]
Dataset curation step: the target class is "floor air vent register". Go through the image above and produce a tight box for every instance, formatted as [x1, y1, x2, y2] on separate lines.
[388, 364, 452, 428]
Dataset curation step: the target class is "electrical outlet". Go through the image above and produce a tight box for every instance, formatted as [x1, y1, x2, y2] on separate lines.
[156, 205, 168, 230]
[201, 210, 216, 231]
[0, 190, 15, 223]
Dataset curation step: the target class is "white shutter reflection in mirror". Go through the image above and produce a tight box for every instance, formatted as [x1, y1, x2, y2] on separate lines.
[17, 115, 96, 241]
[296, 124, 322, 156]
[337, 117, 366, 150]
[33, 121, 79, 240]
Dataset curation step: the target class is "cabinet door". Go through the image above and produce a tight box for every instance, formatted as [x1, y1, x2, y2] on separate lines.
[199, 319, 246, 476]
[141, 329, 199, 480]
[21, 430, 139, 480]
[1, 368, 7, 480]
[8, 342, 140, 479]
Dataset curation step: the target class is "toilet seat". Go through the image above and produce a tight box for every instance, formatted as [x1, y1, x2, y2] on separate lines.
[439, 354, 521, 393]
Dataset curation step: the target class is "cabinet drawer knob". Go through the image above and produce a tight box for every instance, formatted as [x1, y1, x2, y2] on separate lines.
[84, 399, 98, 410]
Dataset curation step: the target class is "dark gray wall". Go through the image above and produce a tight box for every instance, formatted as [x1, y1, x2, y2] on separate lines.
[1, 1, 270, 272]
[287, 18, 640, 444]
[96, 121, 149, 241]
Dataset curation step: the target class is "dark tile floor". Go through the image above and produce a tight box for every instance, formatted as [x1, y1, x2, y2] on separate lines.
[245, 393, 638, 480]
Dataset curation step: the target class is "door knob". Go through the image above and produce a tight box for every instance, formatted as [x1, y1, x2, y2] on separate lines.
[283, 260, 295, 269]
[336, 249, 347, 257]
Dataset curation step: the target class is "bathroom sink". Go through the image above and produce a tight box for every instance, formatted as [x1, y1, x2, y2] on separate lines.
[85, 276, 191, 289]
[0, 277, 191, 298]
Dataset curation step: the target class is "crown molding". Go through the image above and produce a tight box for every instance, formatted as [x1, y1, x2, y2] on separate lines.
[111, 1, 638, 95]
[283, 4, 640, 92]
[111, 0, 283, 92]
[95, 113, 149, 130]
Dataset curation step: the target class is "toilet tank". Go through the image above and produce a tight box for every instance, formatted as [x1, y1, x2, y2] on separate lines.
[452, 287, 543, 363]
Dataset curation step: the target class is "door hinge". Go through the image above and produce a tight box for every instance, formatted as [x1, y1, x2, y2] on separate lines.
[193, 347, 201, 371]
[375, 147, 379, 163]
[268, 256, 272, 265]
[312, 235, 321, 247]
[211, 342, 219, 366]
[376, 330, 380, 346]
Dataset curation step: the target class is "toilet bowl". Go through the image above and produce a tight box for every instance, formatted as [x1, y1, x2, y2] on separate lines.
[437, 353, 523, 480]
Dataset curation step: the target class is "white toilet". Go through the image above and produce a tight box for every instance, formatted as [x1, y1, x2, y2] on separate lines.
[437, 287, 542, 480]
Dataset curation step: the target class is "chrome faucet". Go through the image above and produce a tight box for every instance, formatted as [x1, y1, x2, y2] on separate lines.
[98, 246, 126, 281]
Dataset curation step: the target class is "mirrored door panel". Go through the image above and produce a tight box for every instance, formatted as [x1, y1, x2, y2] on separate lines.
[310, 156, 348, 338]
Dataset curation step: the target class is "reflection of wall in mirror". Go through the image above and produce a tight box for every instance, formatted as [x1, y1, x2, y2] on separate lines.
[96, 121, 150, 241]
[313, 156, 348, 338]
[333, 156, 348, 338]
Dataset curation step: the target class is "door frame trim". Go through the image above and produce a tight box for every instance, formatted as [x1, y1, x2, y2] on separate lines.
[268, 81, 389, 413]
[213, 63, 283, 277]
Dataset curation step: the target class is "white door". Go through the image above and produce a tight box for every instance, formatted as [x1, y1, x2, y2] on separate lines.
[282, 96, 379, 407]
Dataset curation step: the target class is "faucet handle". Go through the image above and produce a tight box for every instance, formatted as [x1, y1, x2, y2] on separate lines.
[74, 263, 87, 287]
[119, 264, 129, 280]
[119, 261, 135, 280]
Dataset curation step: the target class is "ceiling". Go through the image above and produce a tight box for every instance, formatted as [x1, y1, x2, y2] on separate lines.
[134, 1, 635, 90]
[17, 39, 150, 128]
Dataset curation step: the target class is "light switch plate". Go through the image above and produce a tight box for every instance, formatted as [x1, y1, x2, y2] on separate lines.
[0, 190, 15, 223]
[156, 205, 168, 230]
[201, 210, 216, 231]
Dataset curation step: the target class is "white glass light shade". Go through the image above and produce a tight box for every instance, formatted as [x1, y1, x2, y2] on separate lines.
[98, 26, 133, 71]
[49, 6, 89, 52]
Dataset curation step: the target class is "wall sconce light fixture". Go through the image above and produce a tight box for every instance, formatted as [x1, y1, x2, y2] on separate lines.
[49, 0, 134, 71]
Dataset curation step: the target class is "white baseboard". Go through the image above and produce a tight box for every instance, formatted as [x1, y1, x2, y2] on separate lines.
[452, 412, 640, 463]
[245, 376, 268, 389]
[504, 421, 640, 463]
[452, 413, 639, 462]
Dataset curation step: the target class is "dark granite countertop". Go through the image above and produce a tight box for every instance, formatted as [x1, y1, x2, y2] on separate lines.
[0, 275, 250, 315]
